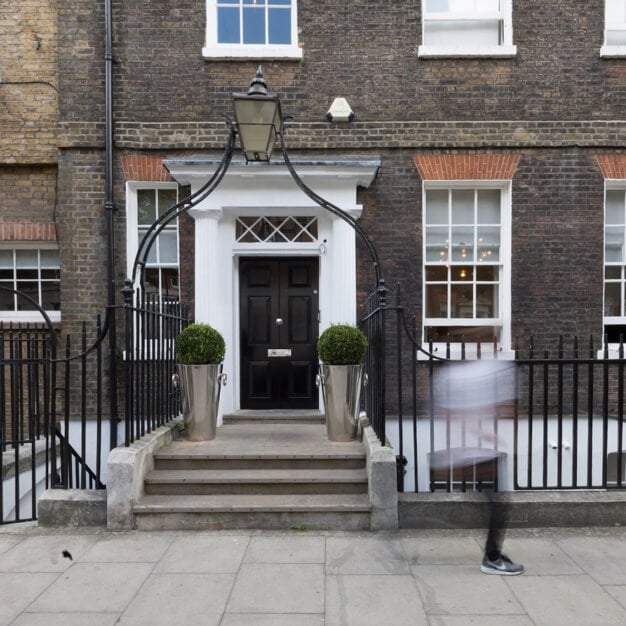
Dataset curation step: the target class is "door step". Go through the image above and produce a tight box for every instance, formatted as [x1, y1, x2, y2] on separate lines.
[223, 410, 324, 424]
[134, 422, 371, 530]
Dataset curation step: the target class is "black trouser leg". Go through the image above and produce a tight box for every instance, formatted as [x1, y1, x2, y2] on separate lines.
[484, 489, 508, 560]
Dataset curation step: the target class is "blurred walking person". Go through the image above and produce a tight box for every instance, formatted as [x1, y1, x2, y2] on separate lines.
[432, 359, 524, 576]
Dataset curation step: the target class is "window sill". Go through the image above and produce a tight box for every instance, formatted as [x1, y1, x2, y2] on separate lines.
[418, 45, 517, 59]
[418, 345, 515, 361]
[202, 44, 303, 60]
[0, 311, 61, 325]
[600, 45, 626, 58]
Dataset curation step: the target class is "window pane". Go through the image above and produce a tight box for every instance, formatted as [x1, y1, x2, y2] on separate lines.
[477, 226, 500, 262]
[605, 227, 624, 262]
[452, 283, 473, 317]
[426, 266, 448, 281]
[160, 268, 180, 298]
[269, 7, 291, 43]
[41, 283, 60, 310]
[40, 249, 60, 269]
[606, 266, 622, 279]
[16, 250, 38, 268]
[158, 188, 177, 216]
[243, 7, 265, 44]
[16, 270, 38, 280]
[606, 190, 625, 224]
[16, 282, 39, 310]
[424, 20, 501, 46]
[451, 266, 473, 281]
[451, 227, 474, 261]
[138, 189, 156, 225]
[0, 250, 13, 268]
[158, 231, 178, 264]
[425, 226, 449, 261]
[477, 190, 501, 223]
[425, 190, 448, 224]
[476, 265, 498, 281]
[426, 283, 448, 317]
[605, 282, 622, 316]
[477, 284, 497, 317]
[218, 7, 240, 43]
[0, 289, 14, 310]
[425, 0, 449, 11]
[451, 190, 474, 223]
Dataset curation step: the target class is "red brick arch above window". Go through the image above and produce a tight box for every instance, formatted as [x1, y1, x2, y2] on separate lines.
[0, 222, 57, 241]
[595, 155, 626, 179]
[121, 156, 174, 182]
[413, 154, 520, 180]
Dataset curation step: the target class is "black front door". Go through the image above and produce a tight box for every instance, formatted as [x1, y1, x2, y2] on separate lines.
[240, 257, 319, 410]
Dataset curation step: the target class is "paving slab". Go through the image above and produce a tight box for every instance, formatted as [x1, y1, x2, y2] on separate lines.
[411, 564, 526, 615]
[325, 533, 410, 575]
[78, 531, 176, 562]
[556, 535, 626, 584]
[325, 574, 427, 625]
[226, 563, 324, 614]
[508, 574, 626, 625]
[400, 535, 483, 565]
[606, 585, 626, 610]
[117, 572, 234, 626]
[500, 536, 584, 576]
[0, 572, 59, 625]
[0, 533, 100, 572]
[153, 533, 249, 573]
[243, 535, 326, 564]
[28, 562, 154, 613]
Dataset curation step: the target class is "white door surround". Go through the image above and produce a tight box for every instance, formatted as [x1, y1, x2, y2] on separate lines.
[164, 156, 380, 414]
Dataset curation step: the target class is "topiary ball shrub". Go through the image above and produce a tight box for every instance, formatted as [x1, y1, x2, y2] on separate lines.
[317, 324, 368, 365]
[175, 323, 226, 365]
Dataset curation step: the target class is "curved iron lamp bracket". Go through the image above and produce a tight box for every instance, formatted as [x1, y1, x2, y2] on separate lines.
[129, 117, 237, 289]
[279, 117, 386, 299]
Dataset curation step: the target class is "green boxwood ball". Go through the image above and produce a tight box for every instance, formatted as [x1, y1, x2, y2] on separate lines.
[175, 323, 226, 364]
[317, 324, 367, 365]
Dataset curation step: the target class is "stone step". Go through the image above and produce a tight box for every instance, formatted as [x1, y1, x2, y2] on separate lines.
[222, 410, 325, 425]
[133, 493, 372, 531]
[143, 468, 368, 495]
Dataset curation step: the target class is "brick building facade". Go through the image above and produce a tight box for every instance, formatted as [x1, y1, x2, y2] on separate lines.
[4, 1, 626, 414]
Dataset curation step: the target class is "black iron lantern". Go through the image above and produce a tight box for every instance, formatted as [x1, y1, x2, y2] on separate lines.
[232, 66, 282, 162]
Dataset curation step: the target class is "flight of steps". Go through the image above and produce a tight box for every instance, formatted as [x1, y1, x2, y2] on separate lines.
[133, 415, 371, 530]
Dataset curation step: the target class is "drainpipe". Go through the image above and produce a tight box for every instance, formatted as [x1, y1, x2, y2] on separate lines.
[104, 0, 119, 448]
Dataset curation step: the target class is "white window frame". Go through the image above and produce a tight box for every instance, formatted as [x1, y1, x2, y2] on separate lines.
[421, 180, 513, 360]
[203, 0, 302, 60]
[418, 0, 516, 58]
[0, 244, 61, 324]
[126, 182, 181, 296]
[602, 180, 626, 357]
[601, 0, 626, 57]
[125, 182, 182, 357]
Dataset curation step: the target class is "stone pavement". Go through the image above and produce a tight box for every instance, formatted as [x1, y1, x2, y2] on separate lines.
[0, 525, 625, 625]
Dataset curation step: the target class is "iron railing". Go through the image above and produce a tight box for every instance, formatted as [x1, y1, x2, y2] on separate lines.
[364, 285, 626, 493]
[0, 292, 190, 524]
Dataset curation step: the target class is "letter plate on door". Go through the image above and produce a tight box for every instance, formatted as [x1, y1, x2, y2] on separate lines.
[267, 348, 292, 358]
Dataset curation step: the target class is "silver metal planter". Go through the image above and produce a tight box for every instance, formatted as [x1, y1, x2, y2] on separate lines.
[178, 363, 226, 441]
[318, 363, 364, 442]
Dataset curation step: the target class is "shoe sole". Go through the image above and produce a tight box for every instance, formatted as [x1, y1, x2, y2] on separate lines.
[481, 564, 524, 576]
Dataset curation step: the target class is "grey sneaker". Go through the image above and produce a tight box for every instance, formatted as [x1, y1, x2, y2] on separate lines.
[481, 554, 524, 576]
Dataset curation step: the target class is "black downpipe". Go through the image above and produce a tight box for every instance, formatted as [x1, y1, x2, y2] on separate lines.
[104, 0, 118, 448]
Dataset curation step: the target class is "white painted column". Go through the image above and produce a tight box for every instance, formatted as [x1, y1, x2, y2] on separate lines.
[330, 215, 357, 325]
[188, 207, 222, 326]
